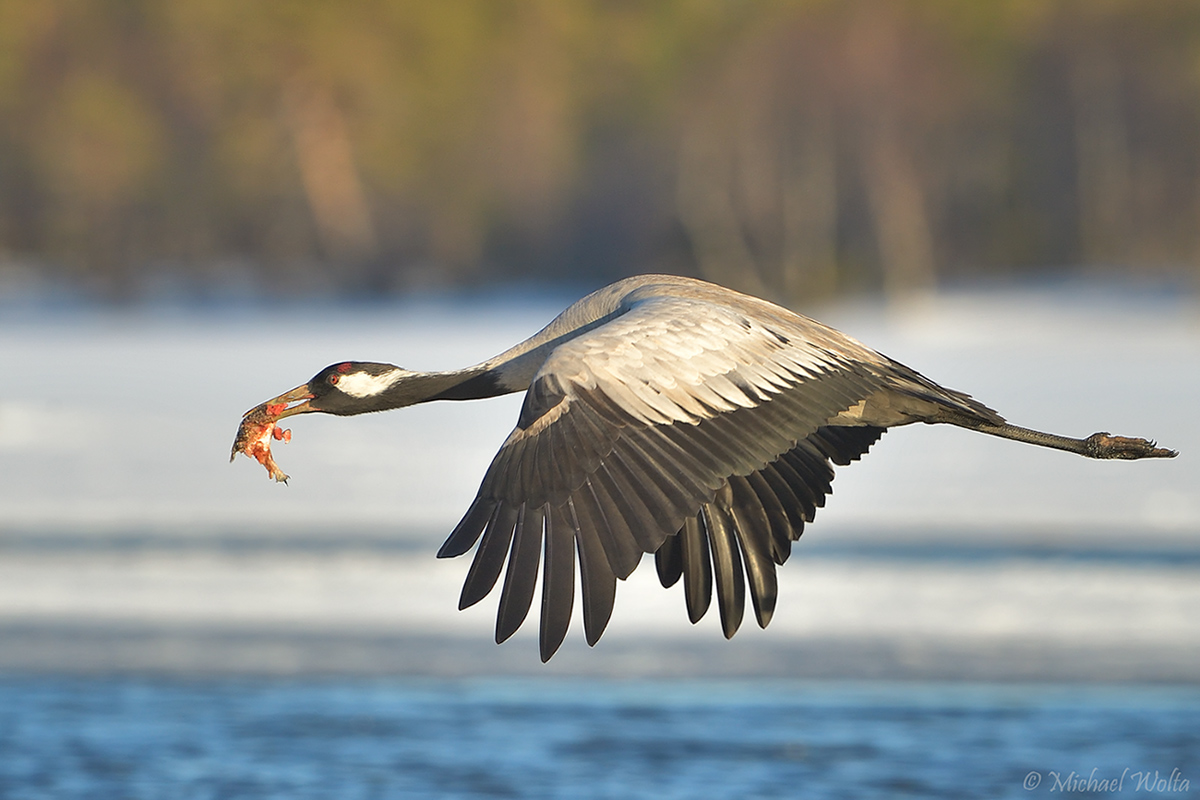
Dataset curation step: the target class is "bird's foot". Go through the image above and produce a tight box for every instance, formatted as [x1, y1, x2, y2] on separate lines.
[1083, 432, 1178, 460]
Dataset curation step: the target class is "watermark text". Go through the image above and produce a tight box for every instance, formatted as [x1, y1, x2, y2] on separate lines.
[1023, 768, 1189, 793]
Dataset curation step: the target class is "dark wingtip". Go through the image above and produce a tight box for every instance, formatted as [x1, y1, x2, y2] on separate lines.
[584, 623, 607, 648]
[655, 536, 683, 588]
[459, 565, 500, 610]
[539, 633, 565, 662]
[580, 580, 614, 648]
[495, 603, 532, 644]
[438, 498, 496, 558]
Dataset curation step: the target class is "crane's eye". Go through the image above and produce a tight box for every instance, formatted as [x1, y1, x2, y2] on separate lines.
[327, 374, 340, 386]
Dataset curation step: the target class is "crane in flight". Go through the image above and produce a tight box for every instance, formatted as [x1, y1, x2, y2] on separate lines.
[232, 274, 1176, 661]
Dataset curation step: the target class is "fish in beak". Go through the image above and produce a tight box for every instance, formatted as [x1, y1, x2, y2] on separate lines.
[229, 384, 316, 482]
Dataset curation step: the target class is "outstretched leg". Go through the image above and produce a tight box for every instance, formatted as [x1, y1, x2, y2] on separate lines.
[958, 420, 1177, 460]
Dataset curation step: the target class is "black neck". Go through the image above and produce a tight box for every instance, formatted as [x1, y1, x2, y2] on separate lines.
[431, 369, 507, 401]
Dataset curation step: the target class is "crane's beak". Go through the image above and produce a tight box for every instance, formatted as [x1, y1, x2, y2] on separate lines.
[255, 384, 316, 419]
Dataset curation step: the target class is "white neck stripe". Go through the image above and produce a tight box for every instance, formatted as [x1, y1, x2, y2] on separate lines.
[338, 369, 409, 398]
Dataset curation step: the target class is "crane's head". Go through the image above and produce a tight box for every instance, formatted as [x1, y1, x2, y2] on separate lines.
[264, 361, 414, 418]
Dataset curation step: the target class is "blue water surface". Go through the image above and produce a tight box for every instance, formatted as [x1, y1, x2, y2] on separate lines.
[0, 678, 1196, 799]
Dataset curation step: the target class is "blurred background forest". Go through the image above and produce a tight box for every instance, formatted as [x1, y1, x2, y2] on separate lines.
[2, 0, 1200, 303]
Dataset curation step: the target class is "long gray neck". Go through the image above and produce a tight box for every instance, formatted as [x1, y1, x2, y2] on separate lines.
[326, 365, 505, 415]
[372, 308, 618, 407]
[434, 284, 632, 399]
[366, 366, 504, 408]
[385, 276, 690, 407]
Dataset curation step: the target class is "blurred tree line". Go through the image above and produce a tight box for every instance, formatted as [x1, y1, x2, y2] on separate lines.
[1, 0, 1199, 302]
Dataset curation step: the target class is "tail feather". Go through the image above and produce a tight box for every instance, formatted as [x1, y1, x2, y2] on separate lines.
[884, 357, 1006, 427]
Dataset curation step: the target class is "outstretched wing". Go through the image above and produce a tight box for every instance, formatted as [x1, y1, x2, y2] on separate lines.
[651, 423, 885, 642]
[436, 293, 972, 660]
